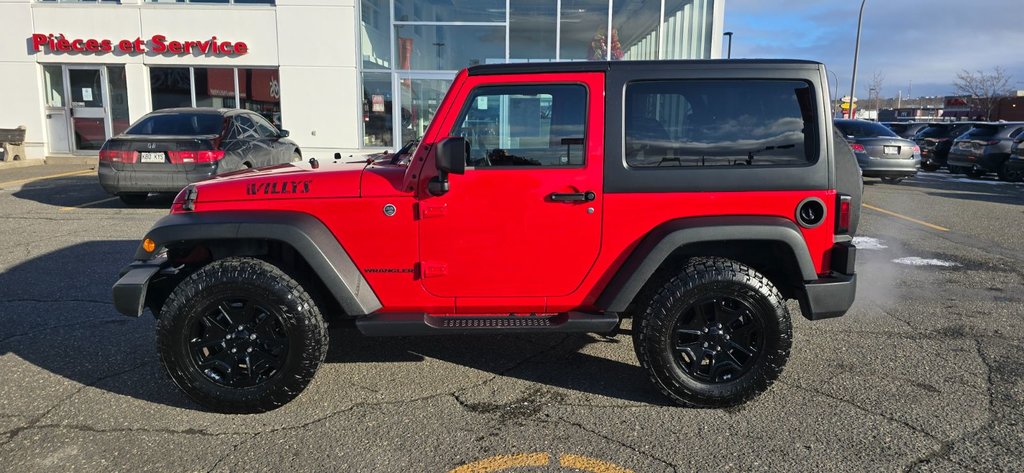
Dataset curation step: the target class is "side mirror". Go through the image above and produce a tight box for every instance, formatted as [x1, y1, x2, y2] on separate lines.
[428, 137, 468, 196]
[278, 129, 290, 138]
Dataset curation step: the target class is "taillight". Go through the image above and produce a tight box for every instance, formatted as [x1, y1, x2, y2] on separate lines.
[984, 140, 999, 146]
[99, 149, 137, 163]
[912, 145, 921, 153]
[850, 143, 866, 153]
[167, 150, 225, 164]
[836, 194, 852, 234]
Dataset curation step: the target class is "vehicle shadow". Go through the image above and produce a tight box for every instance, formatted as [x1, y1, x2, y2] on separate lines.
[11, 176, 176, 209]
[0, 241, 667, 411]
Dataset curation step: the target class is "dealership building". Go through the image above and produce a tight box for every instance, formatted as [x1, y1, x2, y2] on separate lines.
[0, 0, 724, 161]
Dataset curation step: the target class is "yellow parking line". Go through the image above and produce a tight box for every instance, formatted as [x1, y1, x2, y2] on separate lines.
[0, 169, 94, 188]
[559, 454, 635, 473]
[448, 452, 550, 472]
[59, 196, 119, 211]
[863, 203, 950, 232]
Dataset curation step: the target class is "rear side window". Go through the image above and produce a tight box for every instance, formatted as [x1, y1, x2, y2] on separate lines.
[624, 80, 818, 167]
[451, 84, 587, 167]
[126, 113, 224, 136]
[835, 121, 899, 139]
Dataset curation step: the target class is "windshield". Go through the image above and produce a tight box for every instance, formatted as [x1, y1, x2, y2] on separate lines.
[836, 120, 899, 139]
[126, 113, 224, 136]
[392, 139, 421, 165]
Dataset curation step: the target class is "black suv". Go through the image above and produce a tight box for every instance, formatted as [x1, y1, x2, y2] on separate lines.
[915, 122, 976, 171]
[948, 122, 1024, 180]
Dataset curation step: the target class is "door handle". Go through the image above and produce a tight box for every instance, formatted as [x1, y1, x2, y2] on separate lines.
[549, 191, 596, 202]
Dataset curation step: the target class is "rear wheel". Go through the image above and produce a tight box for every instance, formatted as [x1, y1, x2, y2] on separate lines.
[920, 164, 940, 172]
[948, 165, 966, 174]
[997, 164, 1022, 182]
[119, 193, 148, 205]
[633, 257, 792, 408]
[966, 170, 986, 179]
[156, 257, 328, 413]
[881, 177, 904, 184]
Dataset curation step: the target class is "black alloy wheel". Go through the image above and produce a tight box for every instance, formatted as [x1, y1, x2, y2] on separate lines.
[186, 298, 290, 388]
[671, 296, 765, 384]
[634, 257, 792, 408]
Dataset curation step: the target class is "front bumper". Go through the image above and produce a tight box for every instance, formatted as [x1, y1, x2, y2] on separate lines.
[99, 161, 219, 194]
[112, 258, 165, 317]
[799, 242, 857, 320]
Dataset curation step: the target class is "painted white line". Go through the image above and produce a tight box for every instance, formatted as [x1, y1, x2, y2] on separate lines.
[59, 196, 118, 211]
[853, 236, 888, 250]
[892, 257, 960, 267]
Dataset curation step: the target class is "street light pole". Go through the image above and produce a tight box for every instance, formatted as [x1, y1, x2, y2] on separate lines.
[724, 32, 733, 59]
[848, 0, 867, 119]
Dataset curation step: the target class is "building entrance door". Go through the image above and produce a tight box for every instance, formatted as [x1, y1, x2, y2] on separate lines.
[66, 66, 109, 153]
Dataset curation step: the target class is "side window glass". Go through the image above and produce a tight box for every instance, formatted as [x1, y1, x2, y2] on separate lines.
[450, 84, 587, 167]
[624, 80, 817, 167]
[228, 115, 260, 140]
[1009, 127, 1024, 139]
[250, 114, 280, 138]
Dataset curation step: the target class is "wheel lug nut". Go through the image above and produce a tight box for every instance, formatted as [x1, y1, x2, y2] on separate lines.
[703, 342, 709, 348]
[226, 334, 233, 339]
[249, 334, 257, 340]
[246, 347, 253, 353]
[230, 348, 237, 353]
[237, 325, 244, 331]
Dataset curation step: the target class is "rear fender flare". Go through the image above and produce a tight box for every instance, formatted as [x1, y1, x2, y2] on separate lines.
[596, 216, 818, 313]
[136, 211, 382, 316]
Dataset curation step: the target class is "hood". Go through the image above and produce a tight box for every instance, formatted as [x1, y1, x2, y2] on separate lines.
[194, 161, 369, 202]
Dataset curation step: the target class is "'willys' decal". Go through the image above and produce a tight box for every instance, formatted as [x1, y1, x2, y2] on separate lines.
[246, 180, 312, 196]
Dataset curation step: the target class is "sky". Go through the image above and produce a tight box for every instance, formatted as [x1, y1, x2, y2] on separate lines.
[725, 0, 1024, 99]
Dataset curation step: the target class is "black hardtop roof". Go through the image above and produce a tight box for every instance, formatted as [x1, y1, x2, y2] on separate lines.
[467, 59, 824, 76]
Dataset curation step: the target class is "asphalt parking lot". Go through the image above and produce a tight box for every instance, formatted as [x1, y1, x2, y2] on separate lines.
[1, 164, 1022, 472]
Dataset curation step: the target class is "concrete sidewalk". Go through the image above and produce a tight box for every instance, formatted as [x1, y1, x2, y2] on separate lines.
[0, 162, 97, 191]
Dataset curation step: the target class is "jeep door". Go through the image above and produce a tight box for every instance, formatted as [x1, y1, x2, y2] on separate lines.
[418, 73, 605, 304]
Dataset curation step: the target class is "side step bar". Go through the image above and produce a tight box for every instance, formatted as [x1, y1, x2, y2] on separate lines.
[356, 312, 620, 337]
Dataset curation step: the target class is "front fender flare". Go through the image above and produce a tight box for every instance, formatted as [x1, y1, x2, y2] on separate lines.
[129, 210, 381, 316]
[596, 216, 818, 313]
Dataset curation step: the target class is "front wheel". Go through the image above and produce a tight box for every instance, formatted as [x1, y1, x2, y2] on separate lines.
[633, 257, 792, 408]
[156, 257, 328, 413]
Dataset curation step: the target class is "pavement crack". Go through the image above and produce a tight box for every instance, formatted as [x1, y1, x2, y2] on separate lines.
[0, 361, 150, 448]
[551, 415, 678, 473]
[0, 317, 124, 345]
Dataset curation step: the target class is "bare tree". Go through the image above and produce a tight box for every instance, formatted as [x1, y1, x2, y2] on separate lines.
[954, 67, 1013, 120]
[867, 71, 885, 112]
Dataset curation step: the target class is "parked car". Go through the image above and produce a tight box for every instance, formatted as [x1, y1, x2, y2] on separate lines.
[915, 122, 977, 171]
[882, 122, 932, 139]
[836, 119, 920, 184]
[947, 122, 1024, 180]
[98, 108, 301, 205]
[1004, 138, 1024, 182]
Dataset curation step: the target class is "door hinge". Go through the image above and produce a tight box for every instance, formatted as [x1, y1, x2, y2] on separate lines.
[421, 262, 448, 278]
[419, 204, 448, 219]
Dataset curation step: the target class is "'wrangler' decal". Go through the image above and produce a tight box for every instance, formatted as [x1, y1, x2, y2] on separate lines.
[246, 180, 312, 196]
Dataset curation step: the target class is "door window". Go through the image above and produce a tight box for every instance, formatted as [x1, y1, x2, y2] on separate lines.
[450, 84, 587, 167]
[227, 115, 260, 140]
[249, 113, 280, 138]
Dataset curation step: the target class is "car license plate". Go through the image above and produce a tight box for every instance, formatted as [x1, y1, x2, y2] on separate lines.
[883, 146, 899, 155]
[140, 152, 165, 163]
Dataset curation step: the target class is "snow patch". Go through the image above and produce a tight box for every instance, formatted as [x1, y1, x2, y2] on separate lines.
[853, 236, 888, 250]
[892, 257, 960, 267]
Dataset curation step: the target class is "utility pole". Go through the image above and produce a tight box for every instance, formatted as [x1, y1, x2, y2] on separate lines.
[849, 0, 867, 119]
[724, 32, 733, 59]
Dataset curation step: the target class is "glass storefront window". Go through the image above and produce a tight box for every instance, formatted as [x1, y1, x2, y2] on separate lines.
[615, 0, 661, 60]
[145, 0, 274, 4]
[194, 68, 238, 109]
[395, 25, 505, 70]
[239, 68, 283, 128]
[663, 0, 714, 59]
[149, 67, 282, 127]
[107, 66, 131, 135]
[510, 0, 557, 61]
[399, 78, 451, 145]
[559, 0, 610, 60]
[150, 67, 192, 110]
[394, 0, 505, 23]
[362, 73, 394, 147]
[42, 65, 65, 108]
[361, 0, 391, 69]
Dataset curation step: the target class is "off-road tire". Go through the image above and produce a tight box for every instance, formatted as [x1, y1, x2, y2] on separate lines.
[156, 257, 328, 413]
[119, 193, 148, 205]
[633, 257, 792, 408]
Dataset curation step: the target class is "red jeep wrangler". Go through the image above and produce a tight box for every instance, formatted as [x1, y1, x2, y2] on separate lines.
[113, 60, 861, 413]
